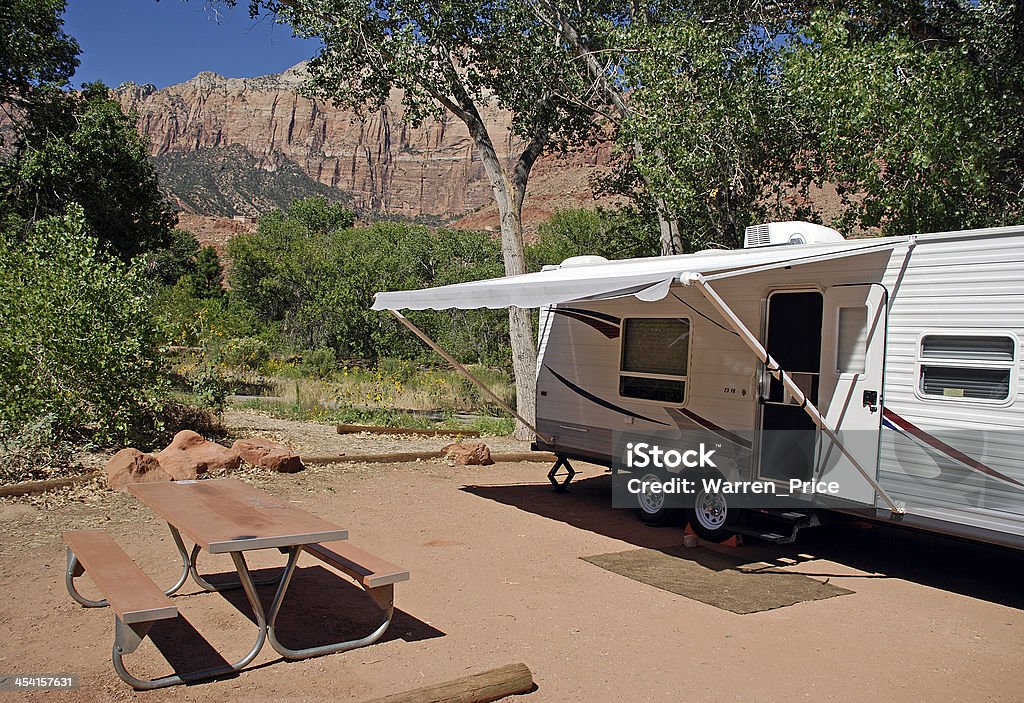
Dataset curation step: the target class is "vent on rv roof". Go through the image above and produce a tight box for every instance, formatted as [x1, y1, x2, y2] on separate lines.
[560, 255, 610, 267]
[743, 221, 845, 248]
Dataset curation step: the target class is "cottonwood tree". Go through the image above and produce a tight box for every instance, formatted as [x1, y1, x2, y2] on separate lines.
[611, 17, 803, 249]
[518, 0, 690, 253]
[529, 0, 1024, 242]
[1, 83, 177, 259]
[241, 0, 599, 438]
[783, 2, 1024, 233]
[518, 1, 799, 252]
[0, 0, 78, 108]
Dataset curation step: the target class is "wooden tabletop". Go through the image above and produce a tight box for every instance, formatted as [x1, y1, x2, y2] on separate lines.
[127, 479, 348, 554]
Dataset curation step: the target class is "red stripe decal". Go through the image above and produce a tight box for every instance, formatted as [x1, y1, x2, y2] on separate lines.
[551, 309, 620, 339]
[882, 409, 1024, 489]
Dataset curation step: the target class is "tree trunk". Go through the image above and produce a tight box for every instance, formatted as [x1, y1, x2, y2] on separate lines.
[500, 216, 538, 441]
[458, 105, 539, 440]
[655, 198, 684, 256]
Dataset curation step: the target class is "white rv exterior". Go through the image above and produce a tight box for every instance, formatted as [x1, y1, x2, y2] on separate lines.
[373, 222, 1024, 550]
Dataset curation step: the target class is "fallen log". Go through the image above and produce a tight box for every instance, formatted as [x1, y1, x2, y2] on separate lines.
[0, 473, 96, 498]
[361, 662, 534, 703]
[337, 424, 481, 438]
[302, 451, 558, 465]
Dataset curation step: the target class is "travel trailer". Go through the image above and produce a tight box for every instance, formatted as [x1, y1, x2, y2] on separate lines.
[373, 222, 1024, 550]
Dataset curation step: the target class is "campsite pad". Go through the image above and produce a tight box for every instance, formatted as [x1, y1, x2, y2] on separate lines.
[581, 546, 852, 614]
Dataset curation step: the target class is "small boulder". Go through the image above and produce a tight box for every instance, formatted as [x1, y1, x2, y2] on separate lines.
[231, 437, 304, 473]
[441, 442, 494, 466]
[106, 448, 172, 491]
[156, 430, 241, 480]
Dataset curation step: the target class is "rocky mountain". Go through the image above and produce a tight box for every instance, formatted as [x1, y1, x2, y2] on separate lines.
[115, 65, 613, 226]
[154, 144, 347, 217]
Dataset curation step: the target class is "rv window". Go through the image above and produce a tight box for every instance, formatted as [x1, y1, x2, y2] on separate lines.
[620, 318, 690, 404]
[920, 366, 1010, 400]
[620, 376, 686, 403]
[921, 335, 1014, 362]
[917, 333, 1017, 403]
[836, 306, 868, 374]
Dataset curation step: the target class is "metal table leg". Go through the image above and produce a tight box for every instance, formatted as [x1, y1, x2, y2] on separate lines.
[266, 546, 396, 660]
[169, 525, 282, 592]
[111, 550, 272, 690]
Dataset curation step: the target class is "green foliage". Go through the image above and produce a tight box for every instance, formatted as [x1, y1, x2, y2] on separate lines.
[0, 82, 176, 259]
[458, 1, 1020, 243]
[228, 197, 508, 364]
[467, 415, 515, 437]
[184, 246, 224, 298]
[0, 413, 75, 483]
[616, 17, 799, 248]
[526, 208, 660, 270]
[145, 228, 202, 286]
[302, 348, 337, 379]
[0, 0, 79, 106]
[0, 205, 166, 445]
[150, 279, 257, 349]
[783, 6, 1024, 234]
[221, 336, 272, 370]
[187, 364, 230, 414]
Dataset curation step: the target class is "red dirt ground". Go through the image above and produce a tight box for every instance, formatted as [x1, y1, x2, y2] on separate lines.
[1, 456, 1022, 702]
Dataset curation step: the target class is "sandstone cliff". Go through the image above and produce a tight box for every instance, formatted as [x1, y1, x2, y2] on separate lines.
[116, 64, 613, 224]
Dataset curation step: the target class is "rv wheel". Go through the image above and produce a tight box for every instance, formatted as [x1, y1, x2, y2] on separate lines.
[686, 474, 739, 542]
[633, 472, 683, 527]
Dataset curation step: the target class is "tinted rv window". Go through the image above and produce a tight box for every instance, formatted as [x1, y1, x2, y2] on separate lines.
[920, 366, 1010, 400]
[921, 335, 1014, 362]
[917, 334, 1016, 403]
[620, 318, 690, 404]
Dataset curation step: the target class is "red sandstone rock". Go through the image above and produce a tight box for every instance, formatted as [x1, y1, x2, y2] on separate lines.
[106, 448, 172, 491]
[231, 437, 304, 473]
[156, 430, 241, 480]
[441, 442, 494, 466]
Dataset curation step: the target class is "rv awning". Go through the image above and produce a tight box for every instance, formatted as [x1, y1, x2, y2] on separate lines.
[372, 238, 901, 311]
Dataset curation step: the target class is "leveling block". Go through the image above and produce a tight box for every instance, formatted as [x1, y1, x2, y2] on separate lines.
[685, 522, 743, 548]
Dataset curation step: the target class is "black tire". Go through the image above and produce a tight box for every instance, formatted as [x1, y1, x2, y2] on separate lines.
[632, 472, 684, 527]
[685, 471, 740, 542]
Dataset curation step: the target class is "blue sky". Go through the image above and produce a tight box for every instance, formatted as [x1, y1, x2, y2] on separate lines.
[63, 1, 323, 89]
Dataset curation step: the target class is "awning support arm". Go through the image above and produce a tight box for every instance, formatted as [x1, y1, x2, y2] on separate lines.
[388, 310, 553, 444]
[681, 273, 905, 517]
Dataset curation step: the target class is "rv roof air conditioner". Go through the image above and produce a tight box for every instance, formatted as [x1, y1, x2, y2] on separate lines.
[560, 255, 610, 268]
[744, 221, 845, 248]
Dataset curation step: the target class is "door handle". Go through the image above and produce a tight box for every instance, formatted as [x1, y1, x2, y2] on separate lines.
[863, 390, 878, 412]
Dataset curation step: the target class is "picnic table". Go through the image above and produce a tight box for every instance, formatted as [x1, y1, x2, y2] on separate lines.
[64, 478, 409, 689]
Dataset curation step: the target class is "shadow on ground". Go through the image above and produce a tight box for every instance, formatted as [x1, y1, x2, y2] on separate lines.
[463, 473, 1024, 611]
[141, 564, 442, 684]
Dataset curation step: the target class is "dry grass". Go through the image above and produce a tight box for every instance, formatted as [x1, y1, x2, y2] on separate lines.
[255, 361, 515, 415]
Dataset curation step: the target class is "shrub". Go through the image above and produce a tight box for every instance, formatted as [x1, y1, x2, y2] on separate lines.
[302, 348, 337, 378]
[222, 336, 272, 370]
[227, 199, 509, 365]
[0, 414, 76, 483]
[526, 207, 660, 270]
[188, 365, 230, 414]
[0, 205, 166, 445]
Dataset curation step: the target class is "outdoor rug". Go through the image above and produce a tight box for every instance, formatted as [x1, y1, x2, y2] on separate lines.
[581, 546, 852, 614]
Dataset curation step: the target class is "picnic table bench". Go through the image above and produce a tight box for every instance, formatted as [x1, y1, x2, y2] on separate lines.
[64, 478, 409, 689]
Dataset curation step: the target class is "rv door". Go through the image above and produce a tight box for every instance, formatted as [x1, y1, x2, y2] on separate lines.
[817, 284, 887, 505]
